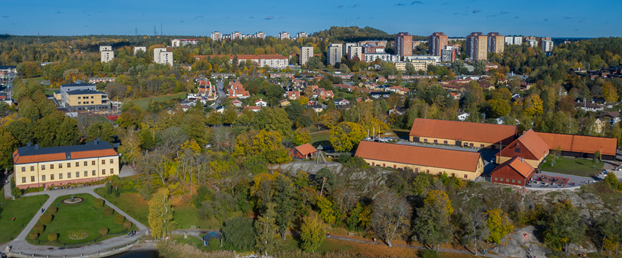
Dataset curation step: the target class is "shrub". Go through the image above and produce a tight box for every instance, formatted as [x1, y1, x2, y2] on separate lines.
[33, 224, 45, 234]
[11, 186, 22, 198]
[47, 233, 58, 241]
[29, 233, 39, 240]
[99, 227, 108, 236]
[39, 214, 53, 225]
[123, 220, 132, 229]
[93, 198, 104, 208]
[106, 182, 113, 194]
[114, 215, 126, 224]
[48, 207, 58, 215]
[418, 250, 439, 258]
[114, 188, 120, 197]
[104, 207, 114, 216]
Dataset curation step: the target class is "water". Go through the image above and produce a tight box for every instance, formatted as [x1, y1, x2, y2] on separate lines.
[107, 250, 160, 258]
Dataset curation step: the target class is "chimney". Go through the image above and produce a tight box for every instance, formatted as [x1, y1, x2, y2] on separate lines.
[34, 144, 39, 150]
[27, 142, 32, 147]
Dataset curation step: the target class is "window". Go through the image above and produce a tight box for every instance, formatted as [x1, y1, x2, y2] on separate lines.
[494, 177, 498, 181]
[41, 165, 45, 170]
[50, 164, 54, 169]
[110, 168, 114, 174]
[67, 172, 71, 178]
[76, 162, 79, 167]
[92, 170, 96, 176]
[51, 174, 54, 180]
[444, 141, 448, 144]
[424, 139, 428, 143]
[426, 169, 430, 173]
[91, 101, 94, 104]
[102, 169, 106, 175]
[21, 167, 25, 172]
[110, 159, 114, 164]
[84, 161, 87, 166]
[30, 166, 34, 171]
[371, 162, 375, 166]
[433, 140, 438, 144]
[78, 102, 81, 104]
[500, 178, 504, 182]
[67, 163, 71, 168]
[102, 160, 106, 165]
[415, 168, 418, 172]
[22, 177, 26, 183]
[512, 179, 516, 183]
[469, 143, 474, 147]
[78, 97, 81, 100]
[92, 161, 96, 165]
[59, 173, 63, 179]
[518, 180, 521, 184]
[42, 175, 46, 181]
[393, 165, 396, 169]
[84, 171, 88, 177]
[464, 174, 468, 179]
[31, 176, 35, 182]
[382, 164, 385, 167]
[515, 148, 520, 153]
[91, 96, 94, 99]
[76, 172, 80, 178]
[480, 144, 485, 148]
[438, 172, 442, 175]
[59, 163, 63, 169]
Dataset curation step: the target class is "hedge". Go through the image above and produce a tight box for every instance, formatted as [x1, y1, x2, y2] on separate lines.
[123, 220, 132, 229]
[48, 207, 58, 215]
[39, 214, 53, 225]
[99, 227, 108, 236]
[29, 233, 39, 240]
[93, 198, 105, 208]
[48, 233, 58, 241]
[33, 224, 45, 234]
[104, 207, 114, 216]
[114, 215, 126, 225]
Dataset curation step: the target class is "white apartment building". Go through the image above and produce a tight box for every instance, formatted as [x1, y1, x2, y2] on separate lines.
[154, 48, 173, 66]
[343, 43, 357, 56]
[211, 31, 223, 41]
[101, 50, 114, 63]
[505, 36, 523, 45]
[328, 44, 343, 66]
[300, 46, 313, 66]
[404, 55, 441, 64]
[525, 37, 538, 48]
[540, 38, 554, 52]
[99, 46, 112, 52]
[231, 32, 243, 40]
[134, 46, 147, 55]
[172, 39, 199, 47]
[297, 32, 308, 38]
[278, 32, 290, 40]
[364, 53, 400, 63]
[348, 46, 363, 60]
[254, 32, 266, 39]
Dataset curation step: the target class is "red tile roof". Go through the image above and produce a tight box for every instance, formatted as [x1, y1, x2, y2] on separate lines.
[71, 149, 118, 159]
[294, 144, 317, 156]
[409, 119, 517, 144]
[492, 156, 534, 178]
[355, 141, 482, 172]
[14, 152, 67, 164]
[535, 132, 618, 156]
[507, 129, 550, 160]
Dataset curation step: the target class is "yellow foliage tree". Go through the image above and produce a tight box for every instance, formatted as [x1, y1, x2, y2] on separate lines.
[300, 212, 326, 253]
[523, 94, 544, 117]
[292, 128, 312, 146]
[424, 190, 453, 217]
[148, 188, 174, 239]
[180, 139, 201, 154]
[485, 208, 514, 244]
[316, 196, 336, 224]
[602, 81, 619, 104]
[329, 122, 366, 152]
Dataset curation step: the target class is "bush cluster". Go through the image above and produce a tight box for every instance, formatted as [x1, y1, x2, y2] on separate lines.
[39, 214, 53, 225]
[29, 233, 39, 240]
[93, 198, 104, 208]
[47, 233, 58, 241]
[114, 215, 126, 224]
[48, 206, 58, 215]
[123, 220, 132, 229]
[99, 227, 109, 236]
[104, 207, 114, 216]
[33, 224, 45, 234]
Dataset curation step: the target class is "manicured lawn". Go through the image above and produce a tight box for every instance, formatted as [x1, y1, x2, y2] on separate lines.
[540, 156, 604, 177]
[94, 189, 150, 226]
[173, 204, 227, 230]
[0, 189, 49, 244]
[134, 92, 187, 111]
[311, 130, 330, 145]
[29, 193, 136, 246]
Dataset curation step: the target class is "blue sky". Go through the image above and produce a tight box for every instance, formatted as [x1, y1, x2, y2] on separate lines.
[1, 0, 621, 38]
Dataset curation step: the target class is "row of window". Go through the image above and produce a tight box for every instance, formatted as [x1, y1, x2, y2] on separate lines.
[77, 96, 95, 100]
[422, 139, 485, 148]
[22, 159, 114, 172]
[21, 169, 114, 183]
[370, 162, 469, 179]
[77, 101, 95, 105]
[494, 177, 522, 184]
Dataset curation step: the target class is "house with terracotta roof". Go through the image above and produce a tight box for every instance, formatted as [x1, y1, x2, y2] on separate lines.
[355, 141, 485, 180]
[535, 132, 618, 161]
[12, 139, 119, 189]
[231, 99, 243, 107]
[226, 81, 250, 99]
[287, 91, 300, 100]
[243, 106, 261, 112]
[255, 99, 268, 107]
[409, 118, 517, 149]
[491, 156, 534, 186]
[497, 129, 550, 168]
[290, 144, 317, 159]
[196, 54, 289, 69]
[279, 99, 290, 107]
[313, 87, 334, 100]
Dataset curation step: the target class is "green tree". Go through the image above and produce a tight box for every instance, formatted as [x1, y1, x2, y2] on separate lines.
[252, 107, 292, 137]
[300, 211, 326, 253]
[292, 128, 311, 146]
[413, 190, 453, 252]
[222, 106, 238, 124]
[595, 212, 618, 254]
[315, 168, 336, 195]
[485, 208, 514, 244]
[223, 217, 256, 251]
[372, 192, 411, 248]
[329, 122, 366, 152]
[7, 118, 34, 146]
[461, 210, 490, 256]
[272, 175, 297, 240]
[0, 127, 19, 173]
[148, 188, 174, 239]
[56, 117, 80, 146]
[316, 196, 336, 224]
[86, 121, 115, 142]
[139, 129, 155, 150]
[255, 202, 278, 255]
[539, 201, 586, 254]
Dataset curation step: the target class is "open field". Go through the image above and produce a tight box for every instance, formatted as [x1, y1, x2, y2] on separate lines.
[0, 189, 49, 244]
[134, 92, 187, 111]
[94, 190, 150, 226]
[540, 156, 604, 177]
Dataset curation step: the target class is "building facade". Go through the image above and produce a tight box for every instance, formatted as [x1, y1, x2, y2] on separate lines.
[278, 32, 290, 40]
[58, 82, 109, 111]
[300, 46, 313, 66]
[505, 36, 523, 45]
[134, 46, 146, 55]
[100, 50, 114, 63]
[497, 129, 550, 168]
[99, 46, 112, 52]
[525, 36, 538, 47]
[491, 156, 534, 186]
[296, 32, 308, 38]
[487, 32, 505, 54]
[409, 118, 517, 149]
[172, 39, 199, 47]
[327, 44, 343, 66]
[540, 37, 554, 52]
[467, 32, 488, 60]
[395, 32, 413, 57]
[211, 32, 222, 41]
[154, 48, 173, 66]
[254, 32, 266, 39]
[429, 32, 448, 56]
[13, 140, 119, 189]
[348, 46, 363, 60]
[441, 48, 456, 62]
[364, 53, 399, 63]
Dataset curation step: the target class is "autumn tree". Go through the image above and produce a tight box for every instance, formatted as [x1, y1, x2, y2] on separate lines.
[524, 94, 544, 117]
[539, 201, 586, 254]
[118, 126, 142, 166]
[234, 130, 291, 164]
[413, 190, 453, 252]
[86, 121, 115, 142]
[148, 188, 175, 239]
[461, 210, 490, 256]
[485, 208, 514, 244]
[255, 202, 278, 255]
[272, 175, 297, 240]
[252, 107, 292, 137]
[292, 128, 311, 146]
[0, 127, 19, 173]
[329, 122, 365, 152]
[300, 211, 326, 253]
[371, 192, 411, 248]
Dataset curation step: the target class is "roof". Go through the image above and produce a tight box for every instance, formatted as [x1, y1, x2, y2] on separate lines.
[66, 90, 105, 95]
[61, 82, 95, 87]
[409, 118, 517, 144]
[13, 140, 118, 164]
[355, 141, 482, 172]
[509, 129, 550, 160]
[0, 66, 17, 69]
[535, 132, 618, 156]
[492, 156, 534, 178]
[294, 144, 317, 156]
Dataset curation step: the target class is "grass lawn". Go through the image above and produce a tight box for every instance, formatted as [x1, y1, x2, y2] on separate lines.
[540, 156, 604, 177]
[94, 189, 150, 226]
[134, 92, 187, 111]
[173, 204, 228, 230]
[29, 193, 136, 246]
[311, 130, 330, 145]
[0, 189, 49, 244]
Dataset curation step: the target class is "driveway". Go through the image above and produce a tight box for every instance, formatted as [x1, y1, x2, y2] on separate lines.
[214, 80, 225, 106]
[1, 185, 148, 257]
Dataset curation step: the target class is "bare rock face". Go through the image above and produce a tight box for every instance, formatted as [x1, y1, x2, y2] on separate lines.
[492, 226, 550, 258]
[568, 242, 597, 255]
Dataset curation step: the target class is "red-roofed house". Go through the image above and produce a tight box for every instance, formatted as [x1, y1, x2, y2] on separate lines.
[226, 81, 250, 99]
[290, 144, 318, 159]
[287, 91, 300, 100]
[243, 106, 261, 112]
[231, 99, 243, 107]
[490, 156, 534, 186]
[195, 54, 288, 69]
[255, 99, 268, 107]
[497, 129, 550, 168]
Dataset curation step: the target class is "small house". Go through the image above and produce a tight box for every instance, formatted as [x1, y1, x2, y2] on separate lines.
[290, 144, 317, 159]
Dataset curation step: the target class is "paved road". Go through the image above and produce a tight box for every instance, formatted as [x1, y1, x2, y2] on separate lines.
[214, 80, 225, 106]
[3, 173, 13, 199]
[119, 164, 139, 178]
[1, 185, 148, 257]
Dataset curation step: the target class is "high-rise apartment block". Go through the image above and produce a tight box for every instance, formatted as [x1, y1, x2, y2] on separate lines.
[505, 36, 523, 45]
[348, 46, 363, 60]
[540, 37, 554, 52]
[525, 36, 538, 47]
[467, 32, 488, 60]
[278, 32, 290, 40]
[154, 48, 173, 66]
[441, 46, 456, 62]
[297, 32, 308, 38]
[231, 32, 243, 40]
[254, 32, 266, 39]
[300, 46, 313, 66]
[134, 46, 146, 55]
[429, 32, 448, 56]
[327, 44, 343, 66]
[211, 32, 222, 41]
[99, 46, 112, 52]
[487, 32, 505, 54]
[343, 43, 357, 56]
[101, 50, 114, 63]
[395, 32, 413, 57]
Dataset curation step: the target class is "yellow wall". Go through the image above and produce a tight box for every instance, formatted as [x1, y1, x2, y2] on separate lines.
[67, 94, 105, 106]
[362, 157, 484, 180]
[498, 151, 548, 168]
[409, 136, 507, 149]
[15, 156, 119, 188]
